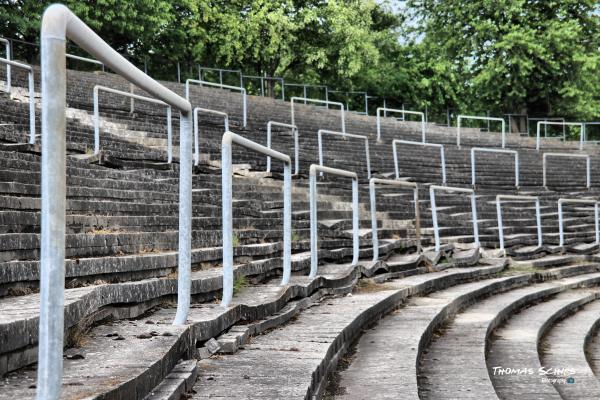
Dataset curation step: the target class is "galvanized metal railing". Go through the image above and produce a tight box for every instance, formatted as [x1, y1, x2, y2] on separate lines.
[328, 89, 368, 115]
[309, 164, 359, 277]
[291, 96, 345, 134]
[66, 53, 104, 70]
[242, 75, 285, 100]
[369, 178, 420, 260]
[536, 121, 584, 150]
[193, 107, 228, 166]
[93, 85, 173, 162]
[0, 38, 11, 90]
[392, 139, 446, 184]
[376, 107, 426, 142]
[266, 121, 298, 175]
[0, 57, 35, 144]
[470, 147, 519, 187]
[558, 198, 599, 247]
[285, 83, 328, 103]
[496, 195, 542, 250]
[429, 185, 479, 252]
[542, 152, 591, 189]
[198, 66, 243, 88]
[457, 115, 506, 148]
[38, 5, 194, 399]
[221, 131, 292, 307]
[318, 129, 370, 178]
[186, 78, 247, 128]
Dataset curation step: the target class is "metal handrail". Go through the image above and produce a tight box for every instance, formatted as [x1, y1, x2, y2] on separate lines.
[505, 113, 529, 136]
[291, 97, 345, 134]
[536, 121, 584, 150]
[285, 83, 328, 103]
[369, 178, 420, 260]
[542, 152, 591, 189]
[0, 57, 35, 144]
[470, 147, 519, 187]
[328, 90, 368, 115]
[193, 107, 229, 166]
[457, 115, 506, 148]
[392, 139, 446, 184]
[429, 185, 479, 252]
[496, 195, 542, 250]
[0, 38, 11, 91]
[198, 66, 243, 88]
[93, 85, 173, 162]
[221, 131, 292, 307]
[39, 5, 193, 398]
[318, 129, 370, 178]
[66, 53, 104, 70]
[242, 75, 285, 100]
[557, 198, 599, 247]
[309, 164, 359, 277]
[376, 107, 426, 142]
[582, 122, 600, 142]
[266, 121, 299, 175]
[185, 79, 247, 127]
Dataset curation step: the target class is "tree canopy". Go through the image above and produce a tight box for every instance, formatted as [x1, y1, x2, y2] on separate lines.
[0, 0, 598, 120]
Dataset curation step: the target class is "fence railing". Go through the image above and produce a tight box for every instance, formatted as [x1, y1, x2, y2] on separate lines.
[0, 57, 35, 144]
[392, 140, 446, 184]
[221, 131, 292, 306]
[542, 152, 591, 189]
[309, 164, 359, 277]
[557, 198, 599, 247]
[318, 129, 370, 178]
[266, 121, 298, 175]
[496, 195, 542, 250]
[328, 89, 368, 115]
[369, 178, 420, 260]
[285, 83, 328, 103]
[93, 85, 173, 162]
[376, 107, 425, 142]
[198, 66, 243, 88]
[39, 5, 193, 399]
[530, 117, 565, 139]
[582, 122, 600, 142]
[66, 53, 104, 70]
[193, 107, 228, 166]
[457, 115, 506, 148]
[291, 97, 345, 134]
[186, 78, 247, 127]
[536, 121, 584, 150]
[0, 38, 10, 90]
[470, 147, 519, 187]
[429, 185, 479, 252]
[242, 75, 285, 100]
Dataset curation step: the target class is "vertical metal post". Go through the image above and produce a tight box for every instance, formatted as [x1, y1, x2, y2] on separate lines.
[414, 188, 421, 253]
[303, 85, 307, 104]
[351, 178, 359, 265]
[177, 62, 181, 84]
[440, 147, 447, 185]
[515, 152, 520, 187]
[280, 79, 285, 101]
[595, 203, 599, 244]
[364, 139, 371, 179]
[317, 130, 323, 176]
[173, 111, 192, 323]
[221, 137, 233, 306]
[4, 40, 11, 91]
[166, 106, 172, 163]
[260, 77, 264, 97]
[587, 156, 591, 189]
[497, 199, 504, 250]
[309, 171, 318, 278]
[471, 150, 476, 187]
[376, 107, 382, 141]
[129, 83, 134, 113]
[281, 163, 292, 284]
[364, 93, 368, 116]
[369, 180, 379, 261]
[325, 87, 329, 106]
[38, 27, 67, 400]
[558, 202, 564, 247]
[456, 117, 462, 148]
[430, 186, 440, 251]
[219, 70, 223, 85]
[27, 68, 35, 144]
[93, 86, 100, 154]
[536, 200, 543, 247]
[144, 58, 147, 74]
[471, 192, 479, 247]
[293, 127, 299, 175]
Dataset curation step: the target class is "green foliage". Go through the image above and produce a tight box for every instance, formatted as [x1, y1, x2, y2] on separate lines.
[232, 232, 240, 247]
[233, 275, 247, 296]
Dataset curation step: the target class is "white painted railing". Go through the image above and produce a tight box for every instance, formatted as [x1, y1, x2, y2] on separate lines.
[558, 198, 599, 247]
[186, 78, 247, 127]
[429, 185, 479, 251]
[496, 195, 542, 250]
[457, 115, 506, 148]
[542, 152, 591, 189]
[376, 107, 425, 142]
[392, 139, 446, 184]
[318, 129, 371, 178]
[470, 147, 519, 187]
[536, 121, 584, 150]
[291, 97, 345, 134]
[266, 121, 298, 175]
[0, 57, 35, 144]
[193, 107, 228, 166]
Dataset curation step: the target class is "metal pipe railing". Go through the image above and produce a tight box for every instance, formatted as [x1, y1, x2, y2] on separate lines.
[198, 66, 243, 88]
[0, 38, 11, 91]
[186, 79, 247, 128]
[66, 53, 104, 71]
[318, 129, 370, 178]
[0, 57, 35, 144]
[291, 97, 345, 134]
[193, 107, 228, 166]
[470, 147, 519, 187]
[557, 198, 599, 247]
[242, 75, 285, 100]
[221, 131, 292, 307]
[266, 121, 298, 175]
[536, 121, 584, 150]
[496, 195, 542, 250]
[309, 164, 359, 277]
[93, 85, 173, 162]
[457, 115, 506, 148]
[392, 139, 446, 184]
[530, 117, 565, 140]
[376, 107, 426, 142]
[542, 152, 591, 189]
[504, 113, 529, 136]
[429, 185, 479, 252]
[39, 6, 193, 398]
[328, 89, 368, 115]
[369, 178, 420, 260]
[284, 83, 328, 103]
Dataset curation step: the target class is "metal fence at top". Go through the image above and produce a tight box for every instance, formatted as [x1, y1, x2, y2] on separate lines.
[285, 83, 328, 103]
[198, 66, 243, 88]
[309, 164, 359, 277]
[470, 147, 519, 188]
[536, 121, 584, 150]
[376, 107, 426, 142]
[542, 152, 591, 189]
[93, 85, 173, 163]
[242, 75, 285, 100]
[193, 107, 229, 166]
[392, 139, 446, 184]
[185, 79, 247, 128]
[0, 38, 10, 90]
[266, 121, 299, 175]
[496, 195, 542, 250]
[38, 5, 194, 399]
[317, 129, 371, 178]
[557, 198, 599, 247]
[221, 131, 292, 307]
[327, 89, 368, 115]
[369, 178, 421, 261]
[457, 115, 507, 148]
[291, 96, 345, 134]
[0, 57, 35, 144]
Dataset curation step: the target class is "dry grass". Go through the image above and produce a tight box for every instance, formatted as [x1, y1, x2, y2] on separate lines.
[354, 278, 395, 293]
